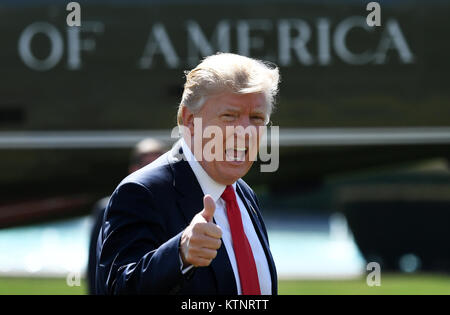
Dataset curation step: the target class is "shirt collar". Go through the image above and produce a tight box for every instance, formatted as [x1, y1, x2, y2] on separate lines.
[180, 137, 237, 202]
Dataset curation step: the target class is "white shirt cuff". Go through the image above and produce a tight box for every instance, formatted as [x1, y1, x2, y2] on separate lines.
[179, 254, 195, 274]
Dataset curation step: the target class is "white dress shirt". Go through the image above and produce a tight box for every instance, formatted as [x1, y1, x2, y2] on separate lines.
[180, 138, 272, 295]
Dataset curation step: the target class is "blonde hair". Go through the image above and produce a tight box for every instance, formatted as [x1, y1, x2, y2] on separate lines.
[177, 53, 280, 125]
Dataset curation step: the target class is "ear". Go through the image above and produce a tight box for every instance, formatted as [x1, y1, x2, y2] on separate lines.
[181, 105, 195, 136]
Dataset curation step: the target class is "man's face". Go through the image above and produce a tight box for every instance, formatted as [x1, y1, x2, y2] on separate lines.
[184, 92, 268, 185]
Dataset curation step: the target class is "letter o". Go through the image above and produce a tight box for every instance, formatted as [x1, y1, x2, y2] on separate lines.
[18, 22, 64, 71]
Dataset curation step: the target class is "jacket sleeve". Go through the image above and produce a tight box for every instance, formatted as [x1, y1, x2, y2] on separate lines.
[96, 182, 187, 294]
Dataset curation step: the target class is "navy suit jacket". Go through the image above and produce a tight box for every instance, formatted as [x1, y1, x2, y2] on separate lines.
[95, 140, 277, 294]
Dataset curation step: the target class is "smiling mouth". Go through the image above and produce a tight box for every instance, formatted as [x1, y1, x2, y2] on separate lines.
[225, 147, 248, 162]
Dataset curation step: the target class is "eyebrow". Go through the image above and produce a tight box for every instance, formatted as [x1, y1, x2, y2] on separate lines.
[250, 110, 265, 116]
[219, 105, 265, 116]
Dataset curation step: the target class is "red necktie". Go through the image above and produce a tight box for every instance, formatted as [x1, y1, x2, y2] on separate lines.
[221, 185, 261, 295]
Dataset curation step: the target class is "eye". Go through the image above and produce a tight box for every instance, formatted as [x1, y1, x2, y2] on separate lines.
[221, 113, 237, 121]
[250, 116, 265, 125]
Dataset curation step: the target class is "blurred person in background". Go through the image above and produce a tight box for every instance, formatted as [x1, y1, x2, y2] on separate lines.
[87, 138, 167, 294]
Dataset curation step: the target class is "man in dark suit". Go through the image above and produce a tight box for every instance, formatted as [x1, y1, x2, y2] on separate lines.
[96, 52, 280, 294]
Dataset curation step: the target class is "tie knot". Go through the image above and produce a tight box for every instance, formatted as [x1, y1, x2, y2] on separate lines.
[221, 185, 236, 203]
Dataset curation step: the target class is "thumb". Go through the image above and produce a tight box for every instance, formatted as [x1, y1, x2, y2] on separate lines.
[201, 195, 216, 222]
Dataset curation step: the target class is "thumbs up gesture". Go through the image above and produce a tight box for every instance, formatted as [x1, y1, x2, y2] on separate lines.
[180, 195, 223, 267]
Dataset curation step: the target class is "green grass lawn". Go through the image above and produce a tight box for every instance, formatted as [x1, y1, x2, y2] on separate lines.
[279, 274, 450, 295]
[0, 276, 87, 295]
[0, 274, 449, 295]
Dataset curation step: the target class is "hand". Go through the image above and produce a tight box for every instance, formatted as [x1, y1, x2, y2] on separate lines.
[180, 195, 223, 267]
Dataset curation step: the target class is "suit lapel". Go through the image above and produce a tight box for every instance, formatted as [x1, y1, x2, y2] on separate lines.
[235, 182, 278, 295]
[168, 142, 237, 294]
[209, 227, 238, 295]
[171, 161, 204, 225]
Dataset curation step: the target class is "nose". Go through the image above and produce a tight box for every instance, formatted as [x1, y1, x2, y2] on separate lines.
[236, 115, 251, 129]
[232, 116, 258, 147]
